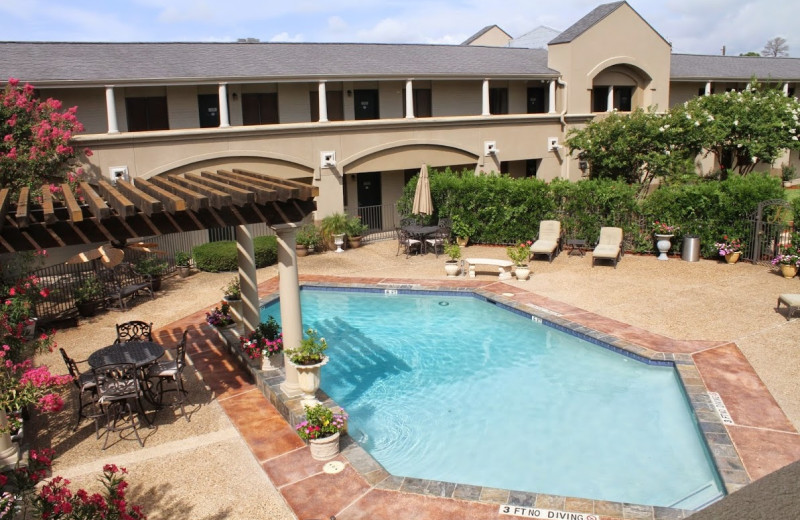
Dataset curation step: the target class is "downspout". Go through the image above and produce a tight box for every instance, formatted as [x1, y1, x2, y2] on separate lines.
[557, 77, 568, 130]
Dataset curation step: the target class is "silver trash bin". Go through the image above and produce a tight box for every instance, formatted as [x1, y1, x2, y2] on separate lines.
[682, 235, 700, 262]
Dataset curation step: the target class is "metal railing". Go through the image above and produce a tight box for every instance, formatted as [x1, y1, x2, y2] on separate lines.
[345, 204, 400, 243]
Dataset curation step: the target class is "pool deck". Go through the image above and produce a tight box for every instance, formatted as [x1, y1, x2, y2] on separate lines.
[176, 273, 800, 520]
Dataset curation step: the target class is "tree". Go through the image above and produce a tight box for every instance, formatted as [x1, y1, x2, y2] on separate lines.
[682, 83, 800, 177]
[739, 51, 760, 57]
[761, 36, 789, 57]
[0, 78, 90, 198]
[565, 107, 702, 195]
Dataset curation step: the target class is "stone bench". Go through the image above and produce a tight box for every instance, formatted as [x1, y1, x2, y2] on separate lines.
[778, 293, 800, 320]
[464, 258, 513, 280]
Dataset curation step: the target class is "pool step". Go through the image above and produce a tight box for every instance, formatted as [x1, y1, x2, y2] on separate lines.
[668, 481, 724, 510]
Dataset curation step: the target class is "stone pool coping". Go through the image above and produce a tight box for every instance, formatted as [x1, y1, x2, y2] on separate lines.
[213, 277, 786, 519]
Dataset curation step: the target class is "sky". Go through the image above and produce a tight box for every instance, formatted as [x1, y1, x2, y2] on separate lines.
[0, 0, 797, 57]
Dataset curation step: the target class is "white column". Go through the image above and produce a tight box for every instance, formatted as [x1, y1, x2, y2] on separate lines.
[606, 86, 614, 112]
[482, 79, 490, 116]
[218, 83, 230, 128]
[705, 82, 712, 96]
[405, 79, 415, 119]
[275, 225, 303, 396]
[548, 80, 557, 114]
[105, 86, 119, 134]
[784, 82, 790, 96]
[318, 81, 328, 123]
[235, 225, 259, 335]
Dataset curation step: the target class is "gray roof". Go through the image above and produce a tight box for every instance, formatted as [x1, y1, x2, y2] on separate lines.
[671, 53, 800, 81]
[0, 42, 556, 85]
[549, 1, 625, 45]
[509, 26, 562, 49]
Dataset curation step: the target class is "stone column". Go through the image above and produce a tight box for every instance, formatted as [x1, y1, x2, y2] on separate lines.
[235, 225, 259, 335]
[218, 83, 230, 128]
[275, 225, 303, 396]
[482, 79, 490, 116]
[318, 81, 328, 123]
[548, 80, 557, 114]
[705, 82, 713, 96]
[405, 79, 415, 119]
[105, 86, 119, 134]
[607, 86, 614, 112]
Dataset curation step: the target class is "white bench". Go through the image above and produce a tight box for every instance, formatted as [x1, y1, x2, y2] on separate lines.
[464, 258, 514, 280]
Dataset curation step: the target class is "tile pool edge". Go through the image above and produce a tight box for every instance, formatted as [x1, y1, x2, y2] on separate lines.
[225, 282, 749, 518]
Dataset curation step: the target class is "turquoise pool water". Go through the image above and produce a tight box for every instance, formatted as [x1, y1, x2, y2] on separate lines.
[261, 289, 724, 509]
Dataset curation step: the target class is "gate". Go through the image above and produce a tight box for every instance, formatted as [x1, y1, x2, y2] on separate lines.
[743, 199, 795, 265]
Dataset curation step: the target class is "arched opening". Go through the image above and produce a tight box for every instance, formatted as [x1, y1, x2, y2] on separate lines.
[590, 64, 652, 113]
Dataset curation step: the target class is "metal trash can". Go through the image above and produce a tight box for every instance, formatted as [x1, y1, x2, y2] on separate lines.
[682, 235, 700, 262]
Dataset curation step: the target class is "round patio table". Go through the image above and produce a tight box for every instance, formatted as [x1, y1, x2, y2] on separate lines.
[88, 341, 165, 369]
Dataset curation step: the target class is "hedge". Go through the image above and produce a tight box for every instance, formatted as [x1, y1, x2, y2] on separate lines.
[192, 235, 278, 272]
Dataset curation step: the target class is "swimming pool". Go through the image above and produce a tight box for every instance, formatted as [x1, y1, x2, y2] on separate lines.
[261, 288, 725, 509]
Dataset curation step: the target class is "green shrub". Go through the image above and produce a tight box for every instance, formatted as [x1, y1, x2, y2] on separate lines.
[193, 235, 278, 272]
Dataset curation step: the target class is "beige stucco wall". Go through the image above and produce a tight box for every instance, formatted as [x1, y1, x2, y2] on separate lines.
[41, 87, 108, 134]
[432, 81, 482, 116]
[547, 2, 671, 114]
[467, 27, 512, 47]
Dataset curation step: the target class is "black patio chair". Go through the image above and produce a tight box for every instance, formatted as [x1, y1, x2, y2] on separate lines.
[114, 320, 154, 344]
[93, 362, 147, 449]
[59, 348, 101, 434]
[395, 228, 421, 258]
[147, 329, 190, 422]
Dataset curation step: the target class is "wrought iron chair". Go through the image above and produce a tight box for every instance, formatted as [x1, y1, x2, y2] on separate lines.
[424, 228, 449, 257]
[59, 348, 101, 434]
[93, 362, 147, 449]
[395, 227, 421, 258]
[147, 329, 190, 422]
[114, 321, 154, 344]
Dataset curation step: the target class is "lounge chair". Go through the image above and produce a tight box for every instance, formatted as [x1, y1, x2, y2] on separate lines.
[592, 227, 624, 268]
[529, 220, 562, 262]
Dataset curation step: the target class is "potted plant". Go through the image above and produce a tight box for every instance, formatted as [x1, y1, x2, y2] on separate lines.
[444, 242, 461, 278]
[653, 221, 679, 261]
[772, 248, 800, 278]
[221, 276, 242, 321]
[175, 251, 191, 278]
[295, 224, 320, 257]
[239, 316, 284, 370]
[74, 275, 103, 317]
[205, 303, 234, 328]
[450, 215, 473, 247]
[345, 215, 369, 249]
[296, 403, 348, 461]
[285, 328, 328, 406]
[507, 241, 532, 281]
[320, 213, 349, 253]
[781, 164, 796, 187]
[134, 256, 169, 291]
[714, 236, 744, 264]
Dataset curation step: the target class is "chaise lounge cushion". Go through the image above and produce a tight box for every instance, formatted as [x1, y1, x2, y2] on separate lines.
[592, 227, 624, 268]
[529, 220, 561, 262]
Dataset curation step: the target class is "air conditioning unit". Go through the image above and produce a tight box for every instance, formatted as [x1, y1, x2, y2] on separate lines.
[109, 166, 129, 184]
[484, 141, 499, 156]
[547, 137, 560, 151]
[320, 151, 336, 168]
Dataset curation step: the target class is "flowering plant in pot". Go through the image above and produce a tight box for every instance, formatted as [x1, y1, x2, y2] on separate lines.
[221, 277, 241, 301]
[443, 242, 461, 278]
[772, 245, 800, 278]
[506, 241, 532, 267]
[345, 216, 369, 248]
[205, 303, 234, 328]
[175, 251, 192, 277]
[714, 236, 743, 256]
[296, 403, 348, 461]
[652, 221, 679, 235]
[286, 329, 329, 407]
[296, 223, 321, 255]
[239, 316, 283, 364]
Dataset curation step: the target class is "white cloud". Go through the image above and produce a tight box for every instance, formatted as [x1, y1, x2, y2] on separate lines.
[269, 32, 305, 43]
[327, 16, 348, 33]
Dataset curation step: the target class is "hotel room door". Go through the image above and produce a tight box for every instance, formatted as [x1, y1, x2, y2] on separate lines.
[357, 172, 382, 230]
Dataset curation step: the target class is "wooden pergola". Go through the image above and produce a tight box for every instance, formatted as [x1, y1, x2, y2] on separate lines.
[0, 168, 317, 253]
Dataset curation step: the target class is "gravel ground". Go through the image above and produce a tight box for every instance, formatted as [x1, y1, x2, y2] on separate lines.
[28, 240, 800, 519]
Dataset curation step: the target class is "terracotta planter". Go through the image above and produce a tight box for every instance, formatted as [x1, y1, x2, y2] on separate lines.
[295, 245, 309, 257]
[177, 266, 191, 278]
[347, 236, 362, 249]
[309, 431, 340, 461]
[456, 237, 469, 247]
[724, 252, 741, 264]
[780, 264, 798, 279]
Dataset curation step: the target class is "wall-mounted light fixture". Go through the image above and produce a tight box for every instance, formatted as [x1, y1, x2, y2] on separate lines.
[109, 166, 129, 185]
[231, 92, 238, 101]
[320, 151, 337, 168]
[484, 141, 499, 156]
[346, 90, 352, 97]
[579, 160, 588, 171]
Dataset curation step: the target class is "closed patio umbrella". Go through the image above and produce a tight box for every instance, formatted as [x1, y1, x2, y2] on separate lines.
[65, 245, 124, 268]
[412, 163, 433, 216]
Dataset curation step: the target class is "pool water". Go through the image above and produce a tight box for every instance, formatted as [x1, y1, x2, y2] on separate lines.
[261, 289, 724, 509]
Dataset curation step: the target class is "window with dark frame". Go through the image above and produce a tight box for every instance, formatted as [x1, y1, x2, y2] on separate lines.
[592, 86, 609, 112]
[125, 96, 169, 132]
[489, 88, 508, 115]
[309, 90, 344, 122]
[241, 93, 279, 125]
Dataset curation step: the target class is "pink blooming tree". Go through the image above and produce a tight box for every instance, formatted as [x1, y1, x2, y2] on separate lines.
[0, 78, 91, 198]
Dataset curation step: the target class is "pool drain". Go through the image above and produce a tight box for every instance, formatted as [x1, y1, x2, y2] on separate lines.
[323, 461, 345, 474]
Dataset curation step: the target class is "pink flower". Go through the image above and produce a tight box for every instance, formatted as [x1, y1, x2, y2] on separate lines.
[7, 77, 19, 87]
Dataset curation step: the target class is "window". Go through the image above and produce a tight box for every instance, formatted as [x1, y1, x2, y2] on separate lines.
[489, 88, 508, 115]
[527, 87, 546, 113]
[615, 87, 632, 112]
[242, 93, 279, 125]
[310, 90, 344, 122]
[592, 87, 609, 112]
[402, 89, 432, 117]
[525, 159, 540, 178]
[125, 97, 168, 132]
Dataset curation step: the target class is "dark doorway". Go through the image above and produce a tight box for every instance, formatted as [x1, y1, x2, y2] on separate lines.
[125, 96, 169, 132]
[357, 172, 382, 230]
[242, 93, 279, 125]
[489, 88, 508, 114]
[198, 94, 220, 128]
[527, 87, 546, 113]
[354, 89, 380, 120]
[310, 90, 344, 121]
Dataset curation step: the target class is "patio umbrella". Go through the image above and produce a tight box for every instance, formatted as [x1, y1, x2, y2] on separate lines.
[65, 245, 124, 268]
[412, 163, 433, 216]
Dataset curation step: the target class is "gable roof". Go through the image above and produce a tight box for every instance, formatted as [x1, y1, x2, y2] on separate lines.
[0, 42, 557, 86]
[549, 1, 668, 47]
[509, 26, 562, 49]
[671, 53, 800, 81]
[461, 25, 512, 46]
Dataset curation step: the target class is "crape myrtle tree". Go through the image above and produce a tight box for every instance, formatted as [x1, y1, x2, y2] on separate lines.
[0, 78, 91, 198]
[680, 83, 800, 178]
